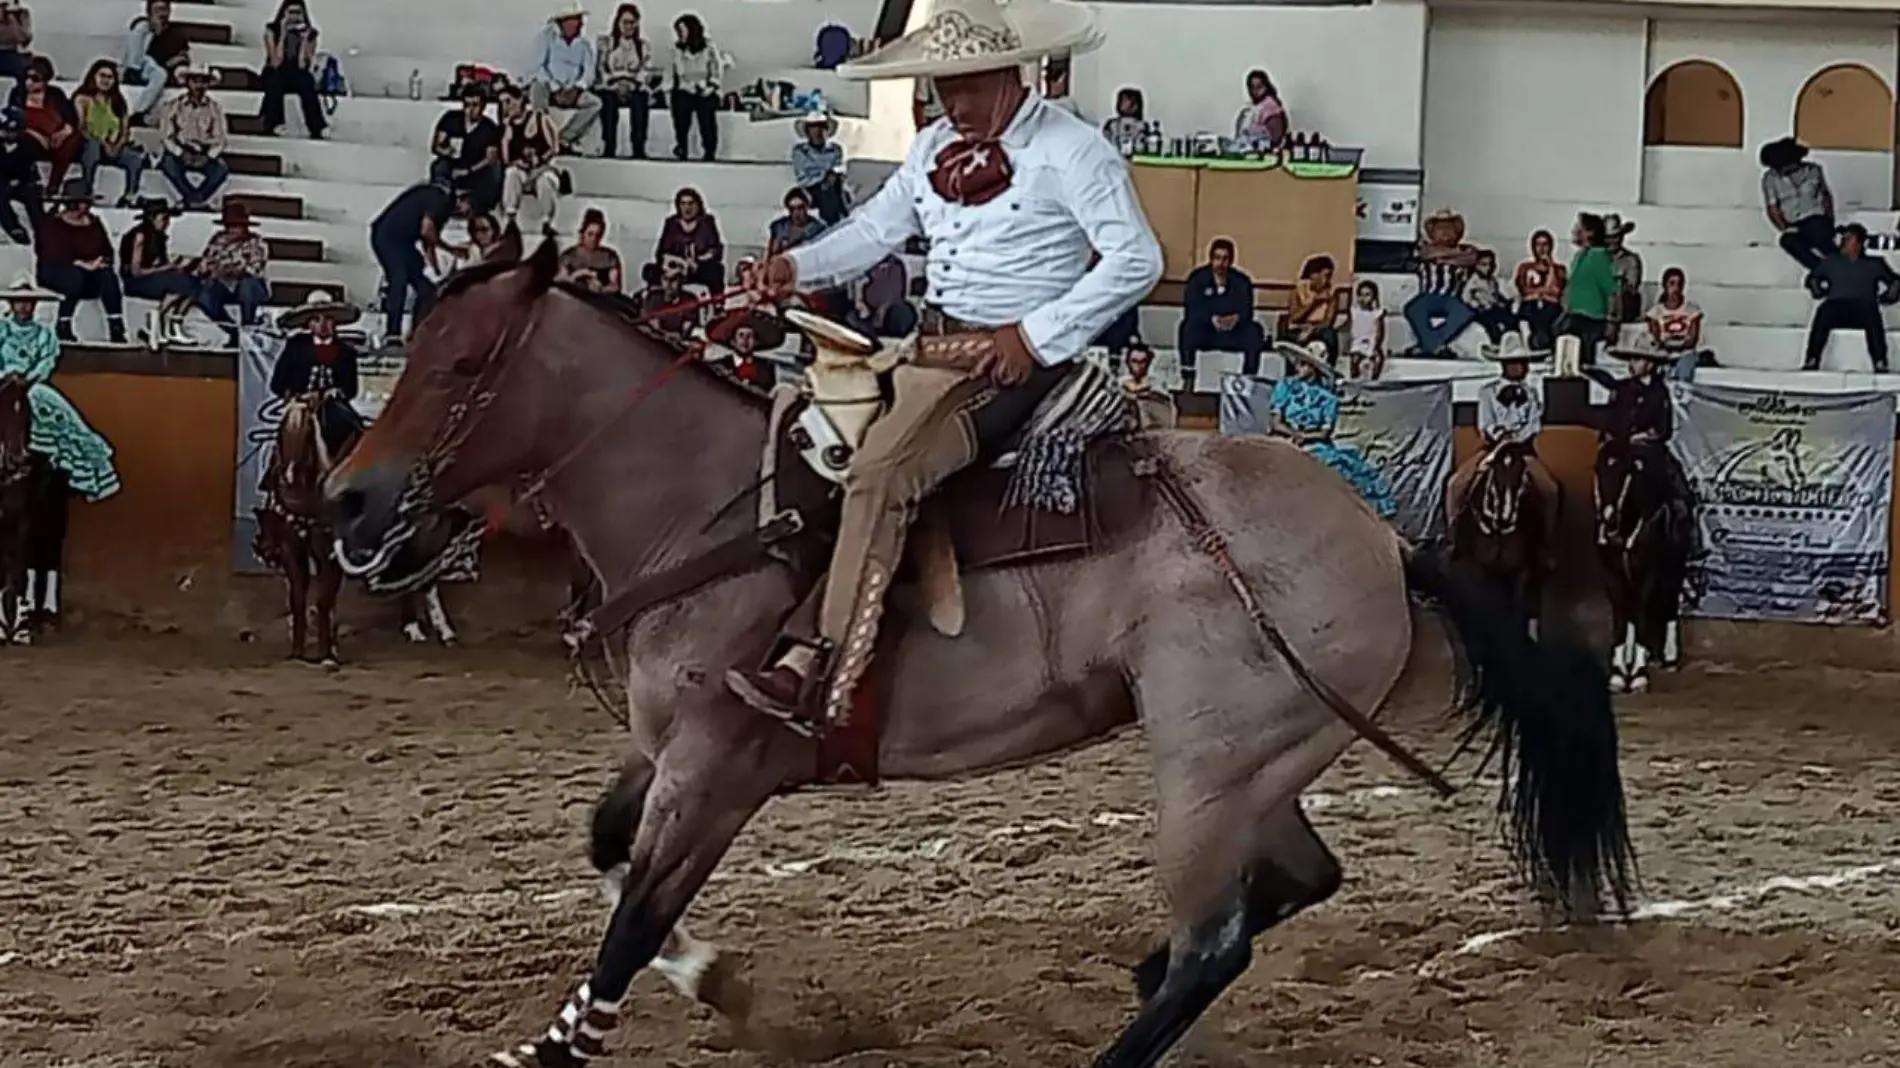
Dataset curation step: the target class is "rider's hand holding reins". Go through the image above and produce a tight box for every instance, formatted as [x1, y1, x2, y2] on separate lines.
[976, 324, 1036, 386]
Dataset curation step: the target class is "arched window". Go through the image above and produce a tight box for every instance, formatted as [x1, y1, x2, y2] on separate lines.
[1644, 60, 1744, 148]
[1795, 64, 1893, 151]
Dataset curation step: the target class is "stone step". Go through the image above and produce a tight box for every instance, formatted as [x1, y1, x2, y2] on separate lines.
[175, 19, 236, 47]
[225, 192, 305, 221]
[1446, 194, 1900, 249]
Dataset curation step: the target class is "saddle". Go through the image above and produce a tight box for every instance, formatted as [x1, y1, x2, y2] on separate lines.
[758, 310, 1152, 638]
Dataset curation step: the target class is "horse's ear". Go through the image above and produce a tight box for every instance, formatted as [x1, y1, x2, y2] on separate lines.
[524, 238, 561, 295]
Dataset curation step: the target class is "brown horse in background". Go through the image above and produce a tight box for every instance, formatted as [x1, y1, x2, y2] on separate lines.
[256, 393, 347, 664]
[324, 244, 1635, 1068]
[1450, 445, 1553, 634]
[0, 373, 34, 644]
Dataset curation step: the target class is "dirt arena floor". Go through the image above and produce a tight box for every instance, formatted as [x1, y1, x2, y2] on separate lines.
[2, 636, 1897, 1068]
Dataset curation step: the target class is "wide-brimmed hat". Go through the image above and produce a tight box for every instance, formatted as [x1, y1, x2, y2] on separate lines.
[219, 201, 254, 228]
[795, 111, 838, 138]
[1422, 208, 1466, 242]
[1274, 339, 1337, 380]
[279, 290, 361, 330]
[838, 0, 1101, 81]
[1481, 333, 1549, 363]
[547, 0, 587, 22]
[1759, 136, 1810, 169]
[179, 64, 216, 82]
[50, 179, 95, 208]
[1606, 334, 1681, 363]
[0, 273, 56, 302]
[134, 197, 182, 222]
[1603, 213, 1636, 238]
[705, 307, 788, 351]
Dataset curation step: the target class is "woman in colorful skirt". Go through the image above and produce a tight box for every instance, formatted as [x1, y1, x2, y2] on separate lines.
[1269, 339, 1397, 519]
[0, 274, 123, 622]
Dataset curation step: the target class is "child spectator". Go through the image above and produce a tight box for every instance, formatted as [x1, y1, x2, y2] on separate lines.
[1462, 249, 1515, 344]
[1347, 279, 1385, 380]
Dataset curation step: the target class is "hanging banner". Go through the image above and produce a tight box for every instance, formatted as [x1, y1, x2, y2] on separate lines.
[233, 327, 288, 574]
[1670, 383, 1895, 624]
[1219, 374, 1452, 543]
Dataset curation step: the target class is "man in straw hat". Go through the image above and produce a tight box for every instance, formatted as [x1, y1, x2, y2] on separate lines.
[156, 64, 230, 209]
[791, 111, 848, 224]
[1446, 333, 1560, 543]
[271, 290, 366, 455]
[729, 0, 1162, 729]
[526, 0, 603, 153]
[194, 200, 270, 346]
[1760, 135, 1835, 271]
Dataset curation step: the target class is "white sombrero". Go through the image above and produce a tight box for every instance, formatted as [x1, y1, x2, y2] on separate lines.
[548, 0, 588, 21]
[1274, 339, 1337, 379]
[180, 64, 216, 81]
[1481, 333, 1550, 363]
[279, 290, 362, 330]
[839, 0, 1102, 81]
[795, 111, 838, 138]
[0, 273, 56, 302]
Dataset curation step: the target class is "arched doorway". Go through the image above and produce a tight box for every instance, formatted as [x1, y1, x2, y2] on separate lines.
[1795, 64, 1893, 151]
[1644, 60, 1745, 147]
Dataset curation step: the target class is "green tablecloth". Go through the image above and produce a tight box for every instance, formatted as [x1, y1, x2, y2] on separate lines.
[1130, 155, 1357, 180]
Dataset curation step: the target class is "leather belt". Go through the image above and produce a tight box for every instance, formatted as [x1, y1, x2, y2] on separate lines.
[914, 305, 996, 372]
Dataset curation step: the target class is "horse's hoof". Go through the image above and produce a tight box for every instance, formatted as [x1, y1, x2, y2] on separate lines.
[1607, 672, 1627, 694]
[489, 1039, 583, 1068]
[402, 623, 428, 644]
[1629, 673, 1651, 693]
[1662, 657, 1683, 672]
[438, 633, 459, 648]
[321, 657, 341, 672]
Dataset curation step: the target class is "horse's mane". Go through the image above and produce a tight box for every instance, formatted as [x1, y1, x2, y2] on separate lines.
[432, 252, 774, 411]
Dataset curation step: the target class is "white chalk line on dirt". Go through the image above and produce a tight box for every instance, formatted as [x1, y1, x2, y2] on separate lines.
[1421, 856, 1900, 975]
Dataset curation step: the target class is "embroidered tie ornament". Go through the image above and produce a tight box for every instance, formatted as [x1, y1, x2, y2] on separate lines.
[930, 138, 1013, 206]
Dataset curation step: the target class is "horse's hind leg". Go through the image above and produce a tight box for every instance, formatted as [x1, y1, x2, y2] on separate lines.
[400, 592, 428, 643]
[422, 583, 458, 645]
[1131, 804, 1342, 1003]
[283, 534, 311, 661]
[312, 543, 344, 666]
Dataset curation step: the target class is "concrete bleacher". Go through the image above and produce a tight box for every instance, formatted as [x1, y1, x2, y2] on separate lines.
[35, 0, 882, 342]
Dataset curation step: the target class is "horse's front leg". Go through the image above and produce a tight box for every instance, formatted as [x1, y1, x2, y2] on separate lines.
[491, 725, 792, 1067]
[284, 533, 311, 662]
[422, 583, 458, 645]
[1602, 565, 1636, 694]
[312, 541, 344, 667]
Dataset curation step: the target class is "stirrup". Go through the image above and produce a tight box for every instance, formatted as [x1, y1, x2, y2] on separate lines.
[730, 634, 834, 736]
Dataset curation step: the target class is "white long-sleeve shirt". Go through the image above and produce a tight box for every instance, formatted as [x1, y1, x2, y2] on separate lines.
[788, 92, 1163, 366]
[1478, 377, 1542, 445]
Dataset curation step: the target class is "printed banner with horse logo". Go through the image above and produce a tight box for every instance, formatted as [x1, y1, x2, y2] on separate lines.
[1669, 383, 1895, 624]
[1218, 374, 1452, 542]
[234, 327, 288, 574]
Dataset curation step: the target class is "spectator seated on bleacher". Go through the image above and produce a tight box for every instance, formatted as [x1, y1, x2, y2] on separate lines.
[463, 212, 508, 267]
[498, 83, 565, 237]
[1283, 254, 1340, 359]
[667, 14, 722, 162]
[1512, 229, 1565, 351]
[1646, 266, 1716, 379]
[1346, 278, 1385, 381]
[1462, 249, 1516, 346]
[595, 3, 658, 160]
[1803, 222, 1898, 374]
[258, 0, 328, 140]
[36, 181, 128, 344]
[157, 67, 230, 210]
[1234, 68, 1289, 153]
[13, 56, 78, 195]
[656, 186, 724, 291]
[0, 105, 40, 244]
[1120, 343, 1177, 430]
[119, 198, 200, 346]
[195, 200, 270, 346]
[559, 207, 624, 293]
[528, 0, 603, 155]
[767, 186, 827, 257]
[430, 84, 504, 217]
[637, 254, 696, 338]
[120, 0, 193, 124]
[1178, 237, 1264, 375]
[74, 60, 146, 208]
[1760, 136, 1836, 273]
[844, 254, 915, 340]
[0, 0, 30, 90]
[1403, 208, 1479, 358]
[791, 112, 847, 225]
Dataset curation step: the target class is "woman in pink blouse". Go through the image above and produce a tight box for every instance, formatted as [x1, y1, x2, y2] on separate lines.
[1512, 229, 1566, 350]
[1232, 69, 1287, 152]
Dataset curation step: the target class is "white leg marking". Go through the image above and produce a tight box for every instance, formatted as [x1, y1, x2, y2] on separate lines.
[401, 621, 427, 644]
[1527, 618, 1539, 641]
[599, 863, 629, 909]
[649, 924, 718, 1000]
[424, 586, 457, 644]
[22, 570, 36, 610]
[1664, 619, 1681, 663]
[40, 571, 55, 614]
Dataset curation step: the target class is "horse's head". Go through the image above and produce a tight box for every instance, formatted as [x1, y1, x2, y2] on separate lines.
[1473, 445, 1528, 537]
[269, 392, 329, 514]
[1594, 435, 1657, 546]
[0, 373, 31, 485]
[324, 240, 566, 585]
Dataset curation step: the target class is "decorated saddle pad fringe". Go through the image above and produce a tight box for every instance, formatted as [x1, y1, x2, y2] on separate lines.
[1001, 360, 1137, 515]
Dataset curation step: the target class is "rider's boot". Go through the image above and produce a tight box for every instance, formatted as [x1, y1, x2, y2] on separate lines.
[725, 584, 831, 733]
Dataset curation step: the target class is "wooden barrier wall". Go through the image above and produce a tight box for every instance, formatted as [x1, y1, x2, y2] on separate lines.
[42, 360, 1900, 664]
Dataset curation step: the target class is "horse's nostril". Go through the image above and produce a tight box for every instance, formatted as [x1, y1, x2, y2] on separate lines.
[338, 488, 367, 522]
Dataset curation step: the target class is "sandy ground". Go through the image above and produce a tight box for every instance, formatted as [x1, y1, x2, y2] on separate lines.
[1, 637, 1896, 1068]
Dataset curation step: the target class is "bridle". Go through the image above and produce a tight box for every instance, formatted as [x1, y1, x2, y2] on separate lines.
[1595, 443, 1656, 557]
[1472, 450, 1525, 539]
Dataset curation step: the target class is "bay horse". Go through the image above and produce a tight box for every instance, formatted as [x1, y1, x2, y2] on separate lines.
[0, 373, 33, 644]
[1449, 444, 1552, 634]
[256, 394, 464, 663]
[1593, 434, 1692, 693]
[325, 244, 1636, 1068]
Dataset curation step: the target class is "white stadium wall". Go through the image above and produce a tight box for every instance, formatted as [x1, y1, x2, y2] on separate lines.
[1066, 0, 1430, 171]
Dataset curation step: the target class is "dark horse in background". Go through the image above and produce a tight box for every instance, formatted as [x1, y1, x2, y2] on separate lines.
[1594, 435, 1693, 693]
[320, 243, 1635, 1068]
[1449, 443, 1554, 635]
[0, 374, 63, 646]
[256, 394, 466, 664]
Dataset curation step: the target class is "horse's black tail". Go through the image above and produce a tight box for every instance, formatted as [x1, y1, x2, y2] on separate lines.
[1404, 547, 1637, 919]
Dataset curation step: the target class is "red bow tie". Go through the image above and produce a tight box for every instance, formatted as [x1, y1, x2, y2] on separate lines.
[929, 139, 1014, 207]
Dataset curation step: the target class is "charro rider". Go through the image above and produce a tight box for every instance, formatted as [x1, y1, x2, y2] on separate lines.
[728, 0, 1163, 729]
[1446, 332, 1561, 545]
